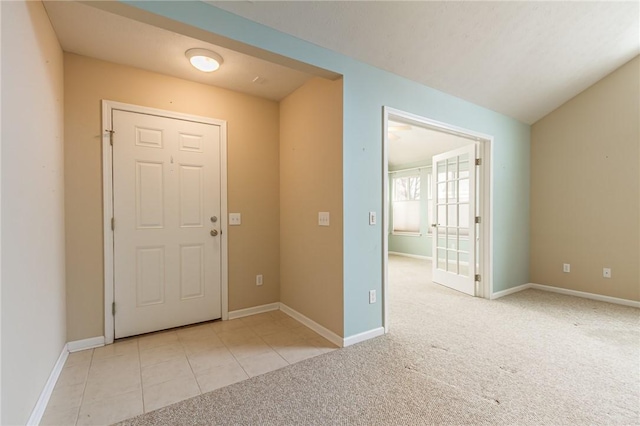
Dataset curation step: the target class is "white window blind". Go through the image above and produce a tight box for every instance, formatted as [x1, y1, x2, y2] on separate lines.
[393, 176, 420, 233]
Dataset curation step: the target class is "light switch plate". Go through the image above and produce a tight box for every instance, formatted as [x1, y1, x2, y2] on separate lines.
[369, 211, 377, 225]
[318, 212, 330, 227]
[229, 213, 241, 226]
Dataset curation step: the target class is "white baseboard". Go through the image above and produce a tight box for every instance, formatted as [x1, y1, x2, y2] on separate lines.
[530, 283, 640, 308]
[279, 303, 344, 348]
[388, 251, 431, 260]
[343, 327, 385, 347]
[27, 344, 69, 426]
[491, 283, 532, 300]
[67, 336, 105, 353]
[490, 282, 640, 308]
[229, 302, 280, 320]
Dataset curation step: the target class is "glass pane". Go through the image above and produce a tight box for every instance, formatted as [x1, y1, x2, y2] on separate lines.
[427, 201, 434, 233]
[437, 236, 446, 249]
[447, 158, 457, 180]
[459, 178, 469, 203]
[437, 183, 446, 203]
[437, 205, 446, 225]
[459, 156, 470, 179]
[394, 176, 420, 201]
[447, 204, 458, 227]
[447, 250, 458, 273]
[437, 249, 446, 270]
[447, 234, 458, 250]
[459, 252, 469, 277]
[437, 162, 446, 182]
[447, 181, 457, 201]
[459, 203, 470, 228]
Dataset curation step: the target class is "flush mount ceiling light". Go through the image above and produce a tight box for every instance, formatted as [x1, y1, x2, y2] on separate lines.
[185, 48, 223, 72]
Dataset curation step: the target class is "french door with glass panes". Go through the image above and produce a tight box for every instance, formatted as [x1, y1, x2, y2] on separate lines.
[431, 144, 477, 295]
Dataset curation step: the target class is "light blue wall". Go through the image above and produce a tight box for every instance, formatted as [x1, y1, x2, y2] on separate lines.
[124, 1, 530, 337]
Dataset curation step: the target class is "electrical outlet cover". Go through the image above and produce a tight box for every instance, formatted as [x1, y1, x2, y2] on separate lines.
[229, 213, 241, 225]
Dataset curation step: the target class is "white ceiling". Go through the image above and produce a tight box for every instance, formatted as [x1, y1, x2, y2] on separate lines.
[388, 120, 474, 169]
[43, 1, 315, 101]
[211, 1, 639, 124]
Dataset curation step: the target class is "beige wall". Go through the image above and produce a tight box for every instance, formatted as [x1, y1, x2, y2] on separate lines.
[1, 1, 66, 423]
[531, 56, 640, 301]
[65, 53, 281, 341]
[280, 78, 344, 336]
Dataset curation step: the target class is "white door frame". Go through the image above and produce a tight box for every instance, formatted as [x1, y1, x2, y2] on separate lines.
[382, 106, 493, 334]
[102, 100, 228, 344]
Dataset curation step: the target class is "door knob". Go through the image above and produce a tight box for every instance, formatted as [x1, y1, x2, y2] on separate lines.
[210, 229, 219, 237]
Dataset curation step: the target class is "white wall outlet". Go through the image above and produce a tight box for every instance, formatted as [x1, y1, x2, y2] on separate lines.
[318, 212, 330, 227]
[369, 211, 377, 225]
[229, 213, 241, 226]
[603, 268, 611, 278]
[563, 263, 570, 273]
[256, 274, 263, 286]
[369, 289, 376, 304]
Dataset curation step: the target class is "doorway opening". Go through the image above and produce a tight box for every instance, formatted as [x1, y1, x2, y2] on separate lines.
[382, 107, 493, 333]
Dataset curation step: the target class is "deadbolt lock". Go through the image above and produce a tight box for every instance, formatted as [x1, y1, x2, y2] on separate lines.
[210, 216, 218, 223]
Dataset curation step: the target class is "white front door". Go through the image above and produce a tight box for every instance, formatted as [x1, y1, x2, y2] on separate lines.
[112, 109, 222, 338]
[431, 144, 477, 295]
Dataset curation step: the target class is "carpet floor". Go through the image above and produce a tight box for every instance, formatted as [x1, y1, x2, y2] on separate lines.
[118, 255, 640, 425]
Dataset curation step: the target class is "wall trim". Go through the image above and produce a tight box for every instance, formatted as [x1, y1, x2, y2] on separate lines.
[228, 303, 280, 320]
[27, 344, 69, 426]
[343, 327, 385, 347]
[491, 282, 640, 308]
[388, 251, 431, 261]
[530, 283, 640, 308]
[67, 336, 105, 353]
[279, 303, 344, 348]
[490, 283, 532, 300]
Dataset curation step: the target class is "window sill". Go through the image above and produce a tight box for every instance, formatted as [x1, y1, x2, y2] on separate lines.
[391, 232, 422, 237]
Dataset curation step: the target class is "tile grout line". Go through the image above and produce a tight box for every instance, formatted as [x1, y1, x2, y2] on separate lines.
[214, 323, 253, 378]
[74, 349, 95, 426]
[180, 331, 205, 395]
[136, 338, 146, 414]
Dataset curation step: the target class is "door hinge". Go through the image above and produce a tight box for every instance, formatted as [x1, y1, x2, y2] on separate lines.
[111, 217, 115, 231]
[475, 274, 481, 282]
[112, 302, 116, 316]
[475, 158, 482, 166]
[106, 129, 115, 146]
[475, 216, 481, 224]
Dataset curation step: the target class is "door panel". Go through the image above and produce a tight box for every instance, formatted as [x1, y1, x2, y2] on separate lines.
[432, 144, 476, 295]
[113, 110, 221, 338]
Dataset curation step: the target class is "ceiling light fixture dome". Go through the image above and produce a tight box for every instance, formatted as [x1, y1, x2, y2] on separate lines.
[185, 48, 223, 72]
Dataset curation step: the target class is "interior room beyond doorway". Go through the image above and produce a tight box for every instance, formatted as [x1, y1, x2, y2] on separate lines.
[383, 108, 493, 331]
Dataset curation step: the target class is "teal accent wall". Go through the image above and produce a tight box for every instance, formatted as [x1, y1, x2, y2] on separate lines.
[123, 1, 530, 337]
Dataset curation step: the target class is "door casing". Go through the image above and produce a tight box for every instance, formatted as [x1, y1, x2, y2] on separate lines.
[382, 106, 493, 334]
[102, 100, 229, 344]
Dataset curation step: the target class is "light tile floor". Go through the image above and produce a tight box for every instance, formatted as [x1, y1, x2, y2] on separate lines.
[41, 310, 338, 425]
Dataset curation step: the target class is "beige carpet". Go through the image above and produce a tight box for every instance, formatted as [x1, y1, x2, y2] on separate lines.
[118, 255, 640, 425]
